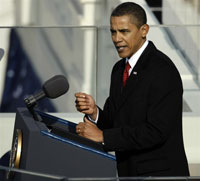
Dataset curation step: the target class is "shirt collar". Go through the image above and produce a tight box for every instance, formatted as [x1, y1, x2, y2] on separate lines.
[126, 40, 149, 69]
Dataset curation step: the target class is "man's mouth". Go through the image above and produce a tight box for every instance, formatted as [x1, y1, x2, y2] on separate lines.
[116, 46, 127, 52]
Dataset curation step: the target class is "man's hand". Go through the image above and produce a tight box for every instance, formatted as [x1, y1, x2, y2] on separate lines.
[76, 117, 103, 143]
[75, 92, 97, 120]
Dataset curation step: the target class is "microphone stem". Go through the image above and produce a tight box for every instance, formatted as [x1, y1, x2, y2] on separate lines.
[34, 90, 45, 101]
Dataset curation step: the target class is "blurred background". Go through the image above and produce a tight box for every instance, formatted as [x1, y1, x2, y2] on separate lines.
[0, 0, 200, 176]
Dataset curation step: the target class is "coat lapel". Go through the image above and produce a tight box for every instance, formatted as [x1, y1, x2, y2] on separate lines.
[117, 41, 156, 109]
[111, 60, 124, 106]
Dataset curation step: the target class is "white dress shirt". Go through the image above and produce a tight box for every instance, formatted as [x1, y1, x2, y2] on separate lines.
[126, 40, 149, 75]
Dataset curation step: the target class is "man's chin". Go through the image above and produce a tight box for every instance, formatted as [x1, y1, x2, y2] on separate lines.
[118, 53, 128, 59]
[117, 50, 132, 58]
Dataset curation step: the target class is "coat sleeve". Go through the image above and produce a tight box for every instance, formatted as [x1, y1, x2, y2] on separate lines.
[102, 65, 183, 152]
[96, 61, 122, 131]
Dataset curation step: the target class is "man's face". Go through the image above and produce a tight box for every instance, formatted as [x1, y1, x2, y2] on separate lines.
[110, 15, 148, 58]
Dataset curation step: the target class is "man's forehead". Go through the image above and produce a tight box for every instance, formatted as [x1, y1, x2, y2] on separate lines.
[110, 15, 138, 26]
[110, 18, 137, 30]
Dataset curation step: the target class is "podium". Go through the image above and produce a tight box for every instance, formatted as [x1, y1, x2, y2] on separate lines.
[8, 108, 116, 180]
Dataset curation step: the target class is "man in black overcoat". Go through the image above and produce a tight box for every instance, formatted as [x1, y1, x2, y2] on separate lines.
[75, 2, 190, 176]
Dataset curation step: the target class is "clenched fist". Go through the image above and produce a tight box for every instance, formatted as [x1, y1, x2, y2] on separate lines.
[75, 92, 97, 120]
[76, 117, 103, 143]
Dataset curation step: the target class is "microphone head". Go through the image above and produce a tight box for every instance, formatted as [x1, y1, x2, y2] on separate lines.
[0, 48, 4, 61]
[42, 75, 69, 99]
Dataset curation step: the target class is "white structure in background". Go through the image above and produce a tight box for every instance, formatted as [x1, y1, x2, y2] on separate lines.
[163, 0, 200, 81]
[80, 0, 96, 94]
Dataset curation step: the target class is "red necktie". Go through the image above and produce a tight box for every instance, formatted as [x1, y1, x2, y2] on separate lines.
[123, 62, 131, 87]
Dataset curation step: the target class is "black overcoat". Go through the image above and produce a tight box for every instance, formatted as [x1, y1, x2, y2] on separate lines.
[97, 41, 190, 176]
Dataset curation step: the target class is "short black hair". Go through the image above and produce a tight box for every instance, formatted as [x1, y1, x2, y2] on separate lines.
[111, 2, 147, 28]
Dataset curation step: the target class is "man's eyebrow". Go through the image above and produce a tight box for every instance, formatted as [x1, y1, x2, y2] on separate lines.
[119, 28, 130, 32]
[110, 28, 129, 32]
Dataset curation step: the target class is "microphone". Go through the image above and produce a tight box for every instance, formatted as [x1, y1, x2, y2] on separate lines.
[0, 48, 4, 61]
[24, 75, 69, 109]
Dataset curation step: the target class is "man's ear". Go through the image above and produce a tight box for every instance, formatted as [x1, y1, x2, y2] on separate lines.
[141, 24, 149, 38]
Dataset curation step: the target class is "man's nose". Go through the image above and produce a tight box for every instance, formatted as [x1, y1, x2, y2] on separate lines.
[114, 32, 122, 42]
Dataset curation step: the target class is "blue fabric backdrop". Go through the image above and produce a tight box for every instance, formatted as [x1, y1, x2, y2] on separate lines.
[0, 29, 56, 112]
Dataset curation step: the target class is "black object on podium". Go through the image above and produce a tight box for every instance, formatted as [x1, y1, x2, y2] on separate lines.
[8, 108, 116, 181]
